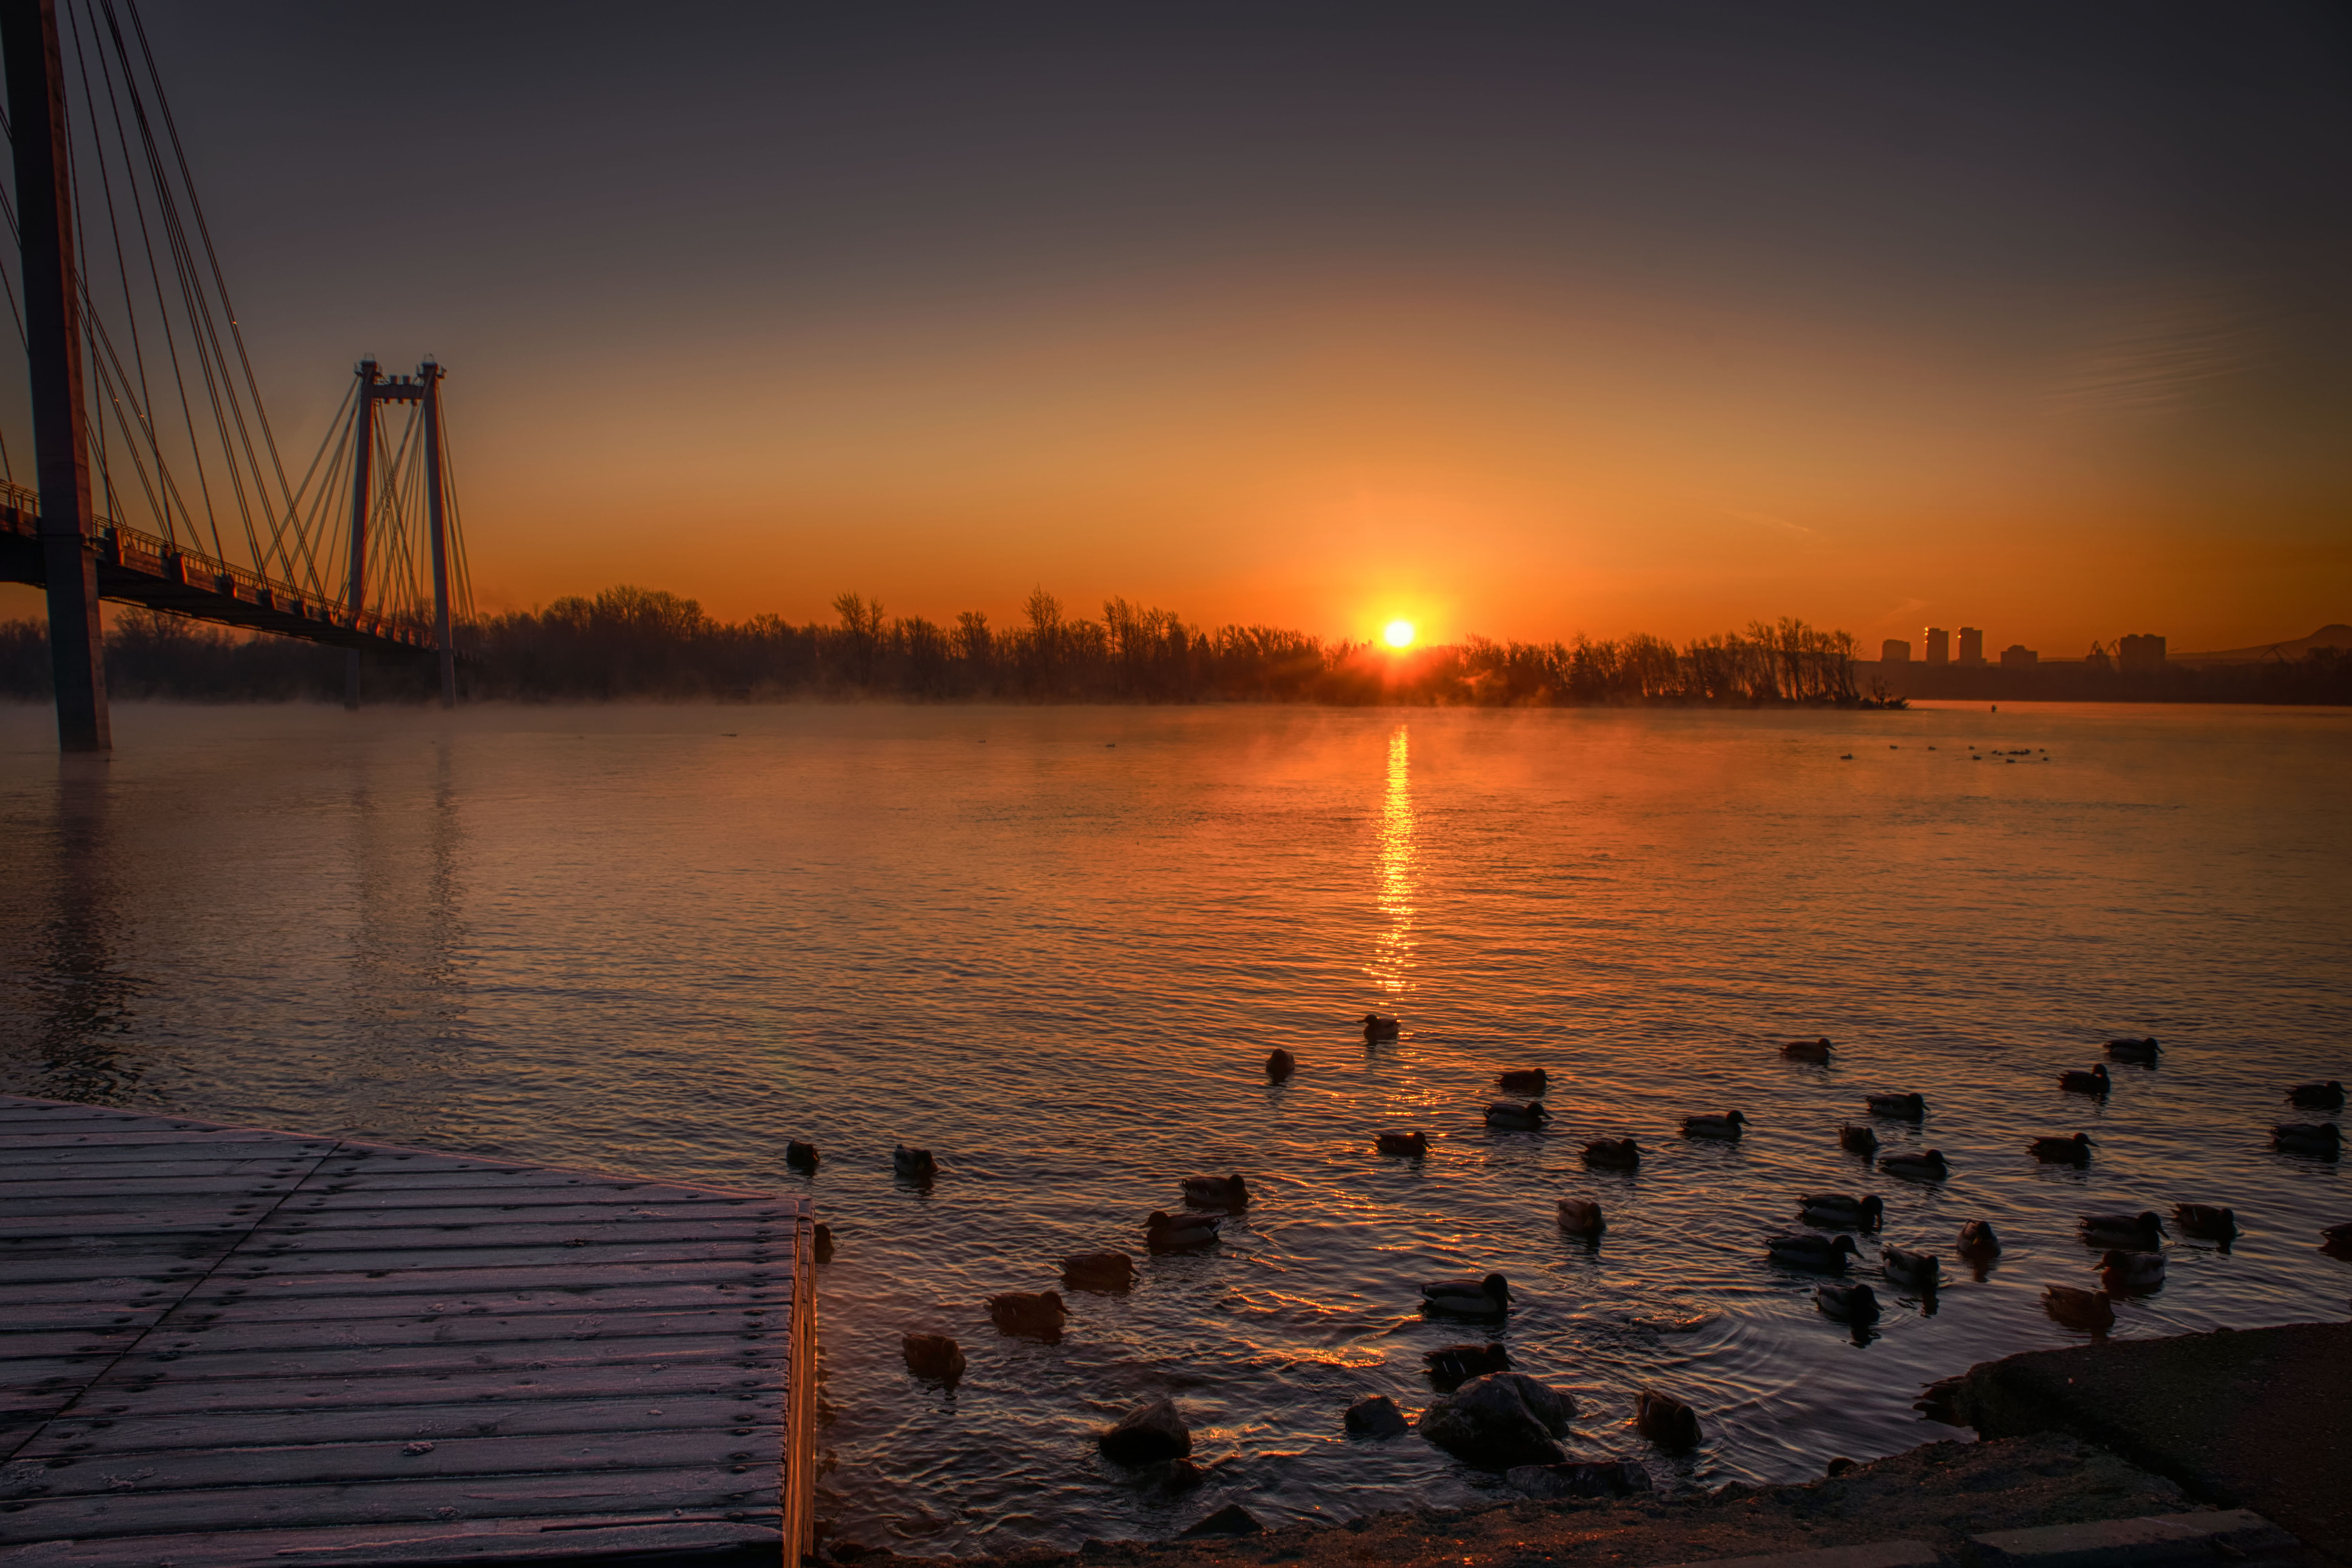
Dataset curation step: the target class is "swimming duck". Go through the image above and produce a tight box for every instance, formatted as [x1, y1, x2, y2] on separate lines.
[1958, 1219, 2002, 1258]
[2098, 1249, 2164, 1294]
[1421, 1272, 1512, 1318]
[2080, 1211, 2165, 1250]
[1877, 1149, 1949, 1181]
[1376, 1131, 1430, 1157]
[1839, 1123, 1879, 1156]
[1486, 1101, 1549, 1130]
[785, 1140, 820, 1173]
[1061, 1252, 1136, 1292]
[1363, 1013, 1401, 1042]
[2287, 1081, 2345, 1111]
[1583, 1138, 1640, 1170]
[1782, 1038, 1833, 1063]
[2029, 1133, 2094, 1165]
[1815, 1282, 1880, 1322]
[1181, 1173, 1251, 1209]
[893, 1144, 939, 1180]
[987, 1289, 1067, 1339]
[1145, 1209, 1220, 1252]
[1423, 1341, 1510, 1390]
[1798, 1193, 1884, 1231]
[2059, 1065, 2112, 1096]
[1266, 1049, 1296, 1081]
[902, 1332, 967, 1383]
[1866, 1093, 1926, 1121]
[2172, 1204, 2237, 1243]
[1556, 1197, 1606, 1236]
[1767, 1233, 1862, 1273]
[2105, 1037, 2160, 1063]
[2043, 1285, 2114, 1332]
[2273, 1123, 2342, 1158]
[1497, 1068, 1550, 1094]
[1882, 1246, 1940, 1292]
[2323, 1222, 2352, 1254]
[1682, 1111, 1748, 1141]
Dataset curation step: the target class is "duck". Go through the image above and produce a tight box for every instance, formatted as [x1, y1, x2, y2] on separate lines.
[1497, 1068, 1549, 1094]
[1682, 1110, 1748, 1141]
[1839, 1123, 1879, 1156]
[1958, 1219, 2002, 1259]
[1266, 1049, 1296, 1081]
[2323, 1222, 2352, 1254]
[785, 1140, 820, 1173]
[1421, 1272, 1512, 1318]
[2172, 1204, 2237, 1243]
[902, 1332, 967, 1383]
[1376, 1131, 1430, 1157]
[1181, 1173, 1251, 1209]
[1363, 1013, 1401, 1042]
[2029, 1132, 2094, 1165]
[2079, 1211, 2165, 1250]
[2059, 1064, 2112, 1096]
[2043, 1285, 2114, 1333]
[1423, 1341, 1510, 1390]
[2105, 1037, 2160, 1063]
[2287, 1081, 2345, 1111]
[1635, 1390, 1702, 1451]
[893, 1144, 939, 1180]
[1767, 1233, 1862, 1273]
[1782, 1038, 1833, 1063]
[1882, 1246, 1940, 1291]
[1061, 1252, 1136, 1292]
[1798, 1193, 1884, 1231]
[2098, 1249, 2164, 1294]
[1815, 1282, 1880, 1322]
[1877, 1149, 1949, 1181]
[1583, 1138, 1641, 1170]
[2273, 1123, 2342, 1158]
[1866, 1093, 1926, 1121]
[987, 1289, 1067, 1339]
[1556, 1197, 1606, 1236]
[1145, 1209, 1220, 1252]
[1486, 1100, 1549, 1130]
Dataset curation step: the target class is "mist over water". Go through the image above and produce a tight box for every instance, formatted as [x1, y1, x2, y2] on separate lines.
[2, 700, 2346, 1555]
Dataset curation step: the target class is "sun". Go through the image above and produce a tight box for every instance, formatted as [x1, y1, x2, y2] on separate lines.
[1383, 619, 1416, 649]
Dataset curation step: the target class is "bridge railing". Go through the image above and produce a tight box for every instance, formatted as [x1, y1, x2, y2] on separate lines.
[1, 483, 433, 648]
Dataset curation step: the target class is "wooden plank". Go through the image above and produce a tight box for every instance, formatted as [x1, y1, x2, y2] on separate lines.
[111, 1306, 773, 1357]
[273, 1196, 786, 1223]
[0, 1143, 338, 1171]
[163, 1261, 779, 1302]
[18, 1361, 783, 1421]
[149, 1282, 774, 1325]
[92, 1328, 785, 1382]
[0, 1515, 778, 1567]
[207, 1240, 790, 1275]
[35, 1394, 771, 1452]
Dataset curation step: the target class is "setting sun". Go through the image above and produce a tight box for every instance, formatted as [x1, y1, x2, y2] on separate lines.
[1383, 620, 1417, 648]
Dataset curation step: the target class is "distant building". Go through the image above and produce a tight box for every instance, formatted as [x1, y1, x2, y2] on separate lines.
[1958, 627, 1985, 666]
[2118, 633, 2166, 673]
[1881, 638, 1912, 663]
[2000, 644, 2038, 669]
[2086, 641, 2114, 673]
[1924, 627, 1950, 665]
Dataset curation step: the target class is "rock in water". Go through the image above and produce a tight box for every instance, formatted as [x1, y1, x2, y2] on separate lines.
[1417, 1371, 1573, 1468]
[1505, 1459, 1653, 1499]
[812, 1222, 835, 1264]
[1636, 1389, 1702, 1450]
[1425, 1341, 1511, 1391]
[988, 1289, 1067, 1339]
[1060, 1251, 1136, 1292]
[1181, 1504, 1265, 1538]
[1099, 1397, 1192, 1463]
[1345, 1394, 1412, 1437]
[785, 1140, 820, 1172]
[901, 1333, 964, 1384]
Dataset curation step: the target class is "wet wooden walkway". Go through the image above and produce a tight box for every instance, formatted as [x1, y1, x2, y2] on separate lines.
[0, 1094, 815, 1566]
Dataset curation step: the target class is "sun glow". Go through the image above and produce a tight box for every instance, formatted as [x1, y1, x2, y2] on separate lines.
[1383, 619, 1416, 648]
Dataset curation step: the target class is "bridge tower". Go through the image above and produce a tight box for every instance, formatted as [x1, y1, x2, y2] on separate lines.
[341, 363, 425, 709]
[3, 0, 109, 751]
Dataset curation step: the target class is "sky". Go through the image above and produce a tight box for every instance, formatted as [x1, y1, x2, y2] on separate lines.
[4, 1, 2350, 653]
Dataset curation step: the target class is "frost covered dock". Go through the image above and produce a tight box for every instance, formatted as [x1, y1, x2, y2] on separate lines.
[0, 1093, 815, 1565]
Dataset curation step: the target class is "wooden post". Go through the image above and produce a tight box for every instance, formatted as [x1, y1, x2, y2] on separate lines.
[343, 359, 376, 710]
[4, 0, 110, 751]
[422, 361, 455, 708]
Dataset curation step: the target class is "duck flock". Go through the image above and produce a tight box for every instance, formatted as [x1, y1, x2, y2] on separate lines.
[811, 1022, 2346, 1447]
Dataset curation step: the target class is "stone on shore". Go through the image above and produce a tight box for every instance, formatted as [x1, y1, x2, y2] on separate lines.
[1100, 1397, 1192, 1463]
[1346, 1394, 1413, 1437]
[1506, 1458, 1654, 1500]
[1418, 1370, 1576, 1468]
[1181, 1504, 1265, 1538]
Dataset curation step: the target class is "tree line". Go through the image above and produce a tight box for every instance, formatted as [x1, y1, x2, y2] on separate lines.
[3, 585, 2343, 705]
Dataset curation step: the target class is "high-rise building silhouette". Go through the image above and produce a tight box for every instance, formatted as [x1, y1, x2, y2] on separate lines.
[1924, 627, 1949, 665]
[2118, 633, 2166, 673]
[1882, 638, 1912, 663]
[2000, 644, 2038, 668]
[1958, 627, 1985, 666]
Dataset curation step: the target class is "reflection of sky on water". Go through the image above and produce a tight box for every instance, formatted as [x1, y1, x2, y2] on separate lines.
[1368, 724, 1414, 997]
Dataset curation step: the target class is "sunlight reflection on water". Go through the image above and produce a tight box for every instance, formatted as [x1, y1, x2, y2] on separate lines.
[0, 700, 2347, 1555]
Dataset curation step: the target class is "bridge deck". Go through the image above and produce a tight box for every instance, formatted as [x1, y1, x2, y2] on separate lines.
[0, 1094, 815, 1566]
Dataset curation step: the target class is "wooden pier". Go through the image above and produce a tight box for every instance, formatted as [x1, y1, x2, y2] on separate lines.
[0, 1094, 815, 1566]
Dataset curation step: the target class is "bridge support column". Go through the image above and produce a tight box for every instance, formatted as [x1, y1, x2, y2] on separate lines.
[5, 0, 110, 751]
[343, 359, 377, 711]
[423, 362, 455, 708]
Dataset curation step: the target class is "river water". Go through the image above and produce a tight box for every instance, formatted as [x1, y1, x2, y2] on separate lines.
[2, 700, 2346, 1555]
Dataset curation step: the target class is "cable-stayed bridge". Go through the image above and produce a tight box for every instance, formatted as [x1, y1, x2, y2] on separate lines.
[0, 0, 475, 750]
